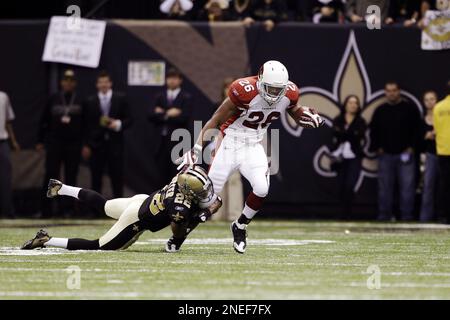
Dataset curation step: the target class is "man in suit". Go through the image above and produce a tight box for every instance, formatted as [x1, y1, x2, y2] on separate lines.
[148, 68, 193, 187]
[84, 71, 132, 199]
[37, 69, 88, 217]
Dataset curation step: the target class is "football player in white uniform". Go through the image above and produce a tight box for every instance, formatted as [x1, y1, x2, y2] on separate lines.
[177, 60, 324, 253]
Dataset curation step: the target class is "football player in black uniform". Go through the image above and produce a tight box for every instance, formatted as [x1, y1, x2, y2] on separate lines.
[21, 166, 222, 252]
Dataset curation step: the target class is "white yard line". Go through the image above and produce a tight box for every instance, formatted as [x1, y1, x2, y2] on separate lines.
[135, 238, 335, 246]
[0, 239, 334, 256]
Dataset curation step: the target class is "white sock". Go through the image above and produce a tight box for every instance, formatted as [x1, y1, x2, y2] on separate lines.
[242, 204, 258, 220]
[235, 221, 248, 230]
[58, 184, 81, 199]
[44, 237, 68, 249]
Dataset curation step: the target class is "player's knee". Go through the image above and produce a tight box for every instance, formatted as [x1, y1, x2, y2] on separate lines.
[252, 183, 269, 198]
[104, 200, 116, 218]
[132, 194, 148, 201]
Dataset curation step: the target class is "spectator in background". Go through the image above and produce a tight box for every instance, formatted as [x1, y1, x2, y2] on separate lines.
[289, 0, 312, 21]
[312, 0, 345, 23]
[370, 82, 422, 221]
[418, 1, 444, 28]
[0, 91, 20, 218]
[84, 71, 132, 201]
[148, 68, 193, 187]
[346, 0, 394, 25]
[420, 91, 439, 222]
[389, 0, 423, 26]
[229, 0, 254, 23]
[37, 69, 88, 217]
[197, 0, 231, 21]
[330, 95, 367, 219]
[248, 0, 289, 31]
[433, 81, 450, 224]
[159, 0, 194, 20]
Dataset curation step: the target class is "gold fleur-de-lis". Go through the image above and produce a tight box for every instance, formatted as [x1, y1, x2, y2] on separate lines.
[281, 31, 423, 191]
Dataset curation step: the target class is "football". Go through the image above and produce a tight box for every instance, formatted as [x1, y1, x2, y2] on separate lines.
[292, 106, 323, 129]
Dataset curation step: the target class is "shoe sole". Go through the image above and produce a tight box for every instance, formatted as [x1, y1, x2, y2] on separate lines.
[165, 244, 179, 253]
[47, 180, 62, 198]
[21, 237, 48, 250]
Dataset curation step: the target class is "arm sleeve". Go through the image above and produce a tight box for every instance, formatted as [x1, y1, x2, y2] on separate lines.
[411, 105, 423, 151]
[148, 94, 165, 123]
[119, 95, 133, 130]
[167, 203, 190, 225]
[330, 117, 344, 150]
[286, 84, 299, 109]
[345, 0, 357, 18]
[369, 109, 380, 152]
[165, 93, 193, 126]
[227, 79, 253, 111]
[354, 118, 368, 154]
[81, 100, 90, 145]
[5, 94, 15, 121]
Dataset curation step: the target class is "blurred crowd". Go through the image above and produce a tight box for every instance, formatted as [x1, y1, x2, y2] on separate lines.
[1, 69, 449, 223]
[2, 1, 449, 29]
[152, 0, 447, 28]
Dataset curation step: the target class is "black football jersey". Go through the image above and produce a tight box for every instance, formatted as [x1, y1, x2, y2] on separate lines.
[138, 177, 199, 232]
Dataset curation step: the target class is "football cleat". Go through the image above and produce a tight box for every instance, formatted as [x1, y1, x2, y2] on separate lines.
[231, 221, 247, 254]
[21, 229, 51, 250]
[47, 179, 62, 198]
[165, 236, 186, 253]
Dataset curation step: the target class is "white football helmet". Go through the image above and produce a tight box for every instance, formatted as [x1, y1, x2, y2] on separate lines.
[256, 60, 289, 104]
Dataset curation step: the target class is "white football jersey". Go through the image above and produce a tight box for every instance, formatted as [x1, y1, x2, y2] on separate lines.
[221, 76, 299, 143]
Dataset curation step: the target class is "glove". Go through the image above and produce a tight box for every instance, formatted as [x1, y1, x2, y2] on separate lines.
[298, 107, 325, 129]
[176, 144, 202, 170]
[196, 209, 212, 223]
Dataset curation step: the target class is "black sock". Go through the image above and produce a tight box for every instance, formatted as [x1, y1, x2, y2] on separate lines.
[67, 238, 100, 250]
[78, 189, 107, 215]
[237, 214, 252, 225]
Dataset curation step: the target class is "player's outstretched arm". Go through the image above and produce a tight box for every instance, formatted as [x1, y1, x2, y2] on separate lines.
[197, 194, 223, 222]
[195, 97, 239, 147]
[166, 194, 222, 248]
[176, 98, 240, 169]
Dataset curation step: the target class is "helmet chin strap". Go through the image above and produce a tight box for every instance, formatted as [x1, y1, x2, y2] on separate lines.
[257, 80, 285, 105]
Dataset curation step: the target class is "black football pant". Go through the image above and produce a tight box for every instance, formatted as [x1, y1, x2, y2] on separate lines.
[41, 140, 81, 217]
[65, 188, 148, 250]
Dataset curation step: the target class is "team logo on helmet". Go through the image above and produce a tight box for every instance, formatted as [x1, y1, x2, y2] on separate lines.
[177, 166, 213, 201]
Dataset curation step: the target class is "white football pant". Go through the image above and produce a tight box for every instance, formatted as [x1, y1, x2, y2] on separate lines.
[208, 134, 270, 198]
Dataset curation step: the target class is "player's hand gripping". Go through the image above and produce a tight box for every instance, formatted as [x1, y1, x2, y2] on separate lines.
[299, 107, 325, 129]
[196, 209, 212, 223]
[176, 144, 202, 170]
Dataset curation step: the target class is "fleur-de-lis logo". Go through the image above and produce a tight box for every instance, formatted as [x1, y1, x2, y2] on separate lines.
[281, 31, 423, 191]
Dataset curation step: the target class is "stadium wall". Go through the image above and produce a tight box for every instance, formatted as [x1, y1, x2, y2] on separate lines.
[0, 21, 448, 219]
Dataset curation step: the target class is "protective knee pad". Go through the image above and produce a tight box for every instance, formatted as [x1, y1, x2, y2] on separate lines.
[252, 183, 269, 198]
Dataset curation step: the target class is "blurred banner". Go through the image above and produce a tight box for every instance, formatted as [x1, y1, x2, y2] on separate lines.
[1, 21, 449, 218]
[421, 10, 450, 50]
[42, 16, 106, 67]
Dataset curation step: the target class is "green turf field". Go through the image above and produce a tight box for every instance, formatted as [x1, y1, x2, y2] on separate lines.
[0, 219, 449, 299]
